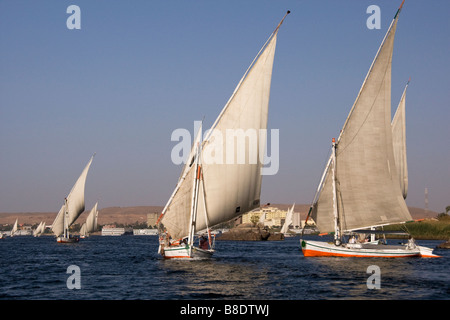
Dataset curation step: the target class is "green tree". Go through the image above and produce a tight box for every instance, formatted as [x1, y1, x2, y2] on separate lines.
[250, 215, 260, 227]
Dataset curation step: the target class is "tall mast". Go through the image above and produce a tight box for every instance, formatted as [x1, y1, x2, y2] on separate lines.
[331, 138, 340, 244]
[187, 133, 203, 256]
[64, 198, 68, 238]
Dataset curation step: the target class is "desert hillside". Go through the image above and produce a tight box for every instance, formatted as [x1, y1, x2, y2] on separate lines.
[0, 204, 438, 227]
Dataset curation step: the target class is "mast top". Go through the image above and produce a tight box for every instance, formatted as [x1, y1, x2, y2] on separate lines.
[273, 10, 290, 34]
[394, 0, 405, 19]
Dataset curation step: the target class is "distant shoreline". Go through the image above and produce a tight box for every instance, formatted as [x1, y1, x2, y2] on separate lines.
[0, 204, 438, 226]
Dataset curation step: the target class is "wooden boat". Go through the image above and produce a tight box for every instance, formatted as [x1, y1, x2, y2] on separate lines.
[157, 12, 289, 259]
[300, 1, 439, 258]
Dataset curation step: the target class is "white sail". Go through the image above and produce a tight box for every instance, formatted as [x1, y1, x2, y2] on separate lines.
[281, 203, 294, 234]
[66, 155, 94, 226]
[259, 212, 266, 224]
[311, 7, 412, 234]
[80, 223, 87, 237]
[392, 82, 409, 199]
[81, 202, 98, 236]
[33, 223, 39, 236]
[33, 221, 45, 237]
[159, 15, 285, 241]
[51, 205, 65, 237]
[11, 218, 18, 236]
[51, 154, 95, 237]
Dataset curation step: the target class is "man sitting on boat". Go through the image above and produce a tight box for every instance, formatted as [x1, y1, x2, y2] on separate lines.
[199, 235, 209, 250]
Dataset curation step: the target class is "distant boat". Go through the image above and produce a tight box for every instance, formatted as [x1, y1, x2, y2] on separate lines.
[133, 229, 158, 236]
[157, 11, 289, 259]
[80, 202, 98, 238]
[300, 2, 439, 258]
[33, 221, 46, 237]
[281, 203, 294, 236]
[51, 154, 95, 243]
[10, 218, 18, 237]
[258, 212, 266, 226]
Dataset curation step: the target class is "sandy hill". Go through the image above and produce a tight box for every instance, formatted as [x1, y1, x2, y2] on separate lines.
[0, 204, 438, 227]
[0, 206, 163, 227]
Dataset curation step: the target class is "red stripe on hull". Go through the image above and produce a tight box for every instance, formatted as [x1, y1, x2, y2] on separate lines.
[302, 248, 419, 258]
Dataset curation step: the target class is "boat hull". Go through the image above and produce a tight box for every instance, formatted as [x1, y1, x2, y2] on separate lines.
[300, 239, 439, 258]
[56, 236, 79, 243]
[160, 244, 214, 259]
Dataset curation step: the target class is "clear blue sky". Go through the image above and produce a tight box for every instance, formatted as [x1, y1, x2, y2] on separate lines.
[1, 0, 449, 213]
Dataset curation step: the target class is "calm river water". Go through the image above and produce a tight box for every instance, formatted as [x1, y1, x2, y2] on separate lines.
[1, 235, 448, 316]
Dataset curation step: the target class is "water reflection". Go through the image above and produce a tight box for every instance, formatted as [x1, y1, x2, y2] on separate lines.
[159, 258, 271, 299]
[300, 238, 449, 299]
[1, 235, 448, 299]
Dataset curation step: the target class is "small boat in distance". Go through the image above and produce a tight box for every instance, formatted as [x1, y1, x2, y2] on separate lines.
[80, 202, 98, 238]
[300, 1, 439, 258]
[33, 221, 46, 237]
[157, 11, 289, 259]
[280, 203, 295, 237]
[10, 218, 18, 237]
[51, 154, 95, 243]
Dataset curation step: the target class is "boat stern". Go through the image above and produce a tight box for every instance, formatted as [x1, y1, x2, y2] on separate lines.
[417, 245, 441, 258]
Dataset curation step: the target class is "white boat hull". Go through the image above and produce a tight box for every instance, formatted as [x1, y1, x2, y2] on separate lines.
[160, 244, 214, 259]
[301, 239, 439, 258]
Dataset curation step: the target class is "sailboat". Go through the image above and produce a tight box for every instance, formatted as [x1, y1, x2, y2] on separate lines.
[157, 11, 289, 259]
[10, 218, 18, 237]
[80, 202, 98, 238]
[281, 203, 294, 236]
[51, 154, 95, 243]
[258, 212, 266, 226]
[300, 2, 439, 258]
[33, 221, 46, 237]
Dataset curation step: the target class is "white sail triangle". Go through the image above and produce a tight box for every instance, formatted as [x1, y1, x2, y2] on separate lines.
[10, 218, 18, 237]
[80, 202, 98, 237]
[392, 81, 409, 199]
[281, 203, 294, 234]
[33, 221, 45, 237]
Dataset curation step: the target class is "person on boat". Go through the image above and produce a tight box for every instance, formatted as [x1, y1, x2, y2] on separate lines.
[349, 235, 356, 244]
[407, 236, 416, 250]
[199, 235, 208, 250]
